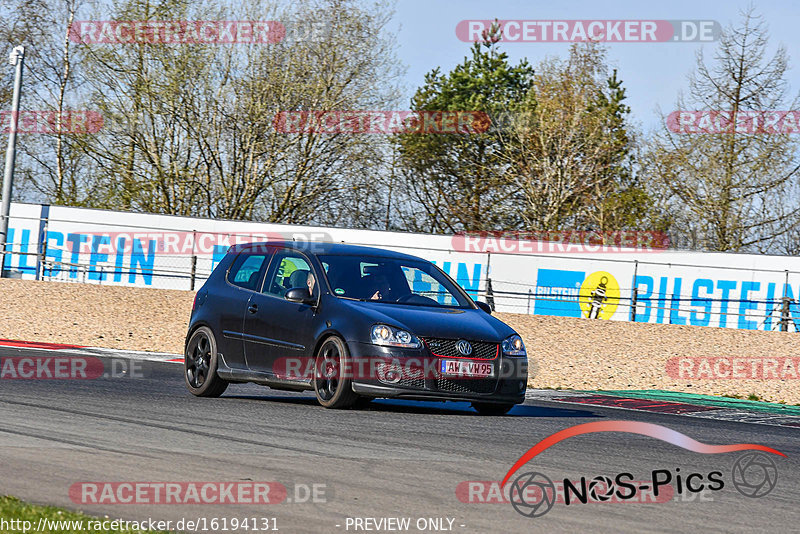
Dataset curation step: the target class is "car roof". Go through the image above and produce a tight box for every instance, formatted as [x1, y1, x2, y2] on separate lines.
[235, 241, 428, 262]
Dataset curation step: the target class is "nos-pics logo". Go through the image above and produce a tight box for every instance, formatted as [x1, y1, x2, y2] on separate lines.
[502, 421, 783, 518]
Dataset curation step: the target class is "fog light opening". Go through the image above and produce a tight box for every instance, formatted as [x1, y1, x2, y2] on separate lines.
[377, 363, 403, 384]
[385, 368, 402, 383]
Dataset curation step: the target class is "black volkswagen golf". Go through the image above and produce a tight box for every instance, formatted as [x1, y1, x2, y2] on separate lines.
[184, 242, 528, 414]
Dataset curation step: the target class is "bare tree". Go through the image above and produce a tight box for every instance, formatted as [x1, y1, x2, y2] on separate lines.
[0, 0, 95, 205]
[70, 0, 402, 225]
[645, 8, 800, 252]
[501, 43, 643, 233]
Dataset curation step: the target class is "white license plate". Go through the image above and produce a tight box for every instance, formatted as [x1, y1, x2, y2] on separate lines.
[440, 360, 494, 378]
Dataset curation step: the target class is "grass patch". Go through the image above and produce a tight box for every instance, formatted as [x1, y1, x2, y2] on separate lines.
[0, 496, 171, 533]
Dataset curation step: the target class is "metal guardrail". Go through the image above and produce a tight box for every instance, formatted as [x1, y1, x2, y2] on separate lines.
[474, 282, 800, 332]
[3, 248, 798, 332]
[1, 249, 211, 290]
[2, 219, 800, 331]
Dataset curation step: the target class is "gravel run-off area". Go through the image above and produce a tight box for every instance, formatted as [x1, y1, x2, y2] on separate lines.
[2, 278, 800, 404]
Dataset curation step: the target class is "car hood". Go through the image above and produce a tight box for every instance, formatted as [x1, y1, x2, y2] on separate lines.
[337, 299, 515, 342]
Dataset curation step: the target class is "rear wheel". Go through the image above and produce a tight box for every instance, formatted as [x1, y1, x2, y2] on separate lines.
[185, 327, 228, 397]
[472, 402, 515, 416]
[313, 336, 359, 409]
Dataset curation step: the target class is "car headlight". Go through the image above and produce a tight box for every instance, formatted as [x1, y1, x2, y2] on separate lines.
[371, 324, 421, 348]
[502, 334, 526, 356]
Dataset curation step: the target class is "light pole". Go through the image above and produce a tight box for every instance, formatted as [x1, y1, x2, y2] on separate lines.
[0, 45, 25, 278]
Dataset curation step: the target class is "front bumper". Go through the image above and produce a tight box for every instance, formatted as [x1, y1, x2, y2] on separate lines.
[347, 341, 528, 404]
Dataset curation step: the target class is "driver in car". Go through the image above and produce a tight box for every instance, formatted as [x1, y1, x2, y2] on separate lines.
[306, 271, 319, 298]
[369, 274, 391, 301]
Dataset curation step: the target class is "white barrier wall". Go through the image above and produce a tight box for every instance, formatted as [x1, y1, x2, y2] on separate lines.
[4, 201, 800, 331]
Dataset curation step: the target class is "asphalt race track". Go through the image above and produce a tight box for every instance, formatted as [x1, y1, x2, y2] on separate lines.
[1, 346, 798, 533]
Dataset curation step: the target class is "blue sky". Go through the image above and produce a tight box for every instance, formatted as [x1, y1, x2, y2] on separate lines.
[391, 0, 799, 131]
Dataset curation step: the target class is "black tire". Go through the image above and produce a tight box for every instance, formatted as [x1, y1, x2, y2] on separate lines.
[185, 326, 228, 397]
[313, 336, 359, 409]
[472, 402, 515, 416]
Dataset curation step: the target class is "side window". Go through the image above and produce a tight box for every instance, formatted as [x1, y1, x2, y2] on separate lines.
[263, 251, 315, 297]
[228, 253, 269, 291]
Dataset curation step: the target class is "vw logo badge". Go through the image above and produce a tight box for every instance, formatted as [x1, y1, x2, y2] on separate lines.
[456, 339, 473, 356]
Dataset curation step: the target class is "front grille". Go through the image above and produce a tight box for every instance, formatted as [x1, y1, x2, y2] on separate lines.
[423, 338, 499, 360]
[436, 376, 497, 395]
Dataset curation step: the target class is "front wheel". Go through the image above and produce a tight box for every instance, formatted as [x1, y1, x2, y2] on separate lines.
[313, 336, 359, 409]
[472, 402, 515, 416]
[185, 326, 228, 397]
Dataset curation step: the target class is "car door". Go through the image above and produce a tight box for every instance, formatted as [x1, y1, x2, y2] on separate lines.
[243, 248, 319, 376]
[217, 249, 272, 369]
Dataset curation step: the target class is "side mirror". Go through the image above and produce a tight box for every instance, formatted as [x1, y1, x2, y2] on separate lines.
[285, 287, 316, 305]
[476, 301, 492, 314]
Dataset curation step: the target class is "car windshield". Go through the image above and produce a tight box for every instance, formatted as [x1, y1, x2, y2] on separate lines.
[318, 254, 473, 308]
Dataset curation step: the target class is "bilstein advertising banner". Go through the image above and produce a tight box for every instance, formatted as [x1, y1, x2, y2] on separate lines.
[4, 202, 800, 331]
